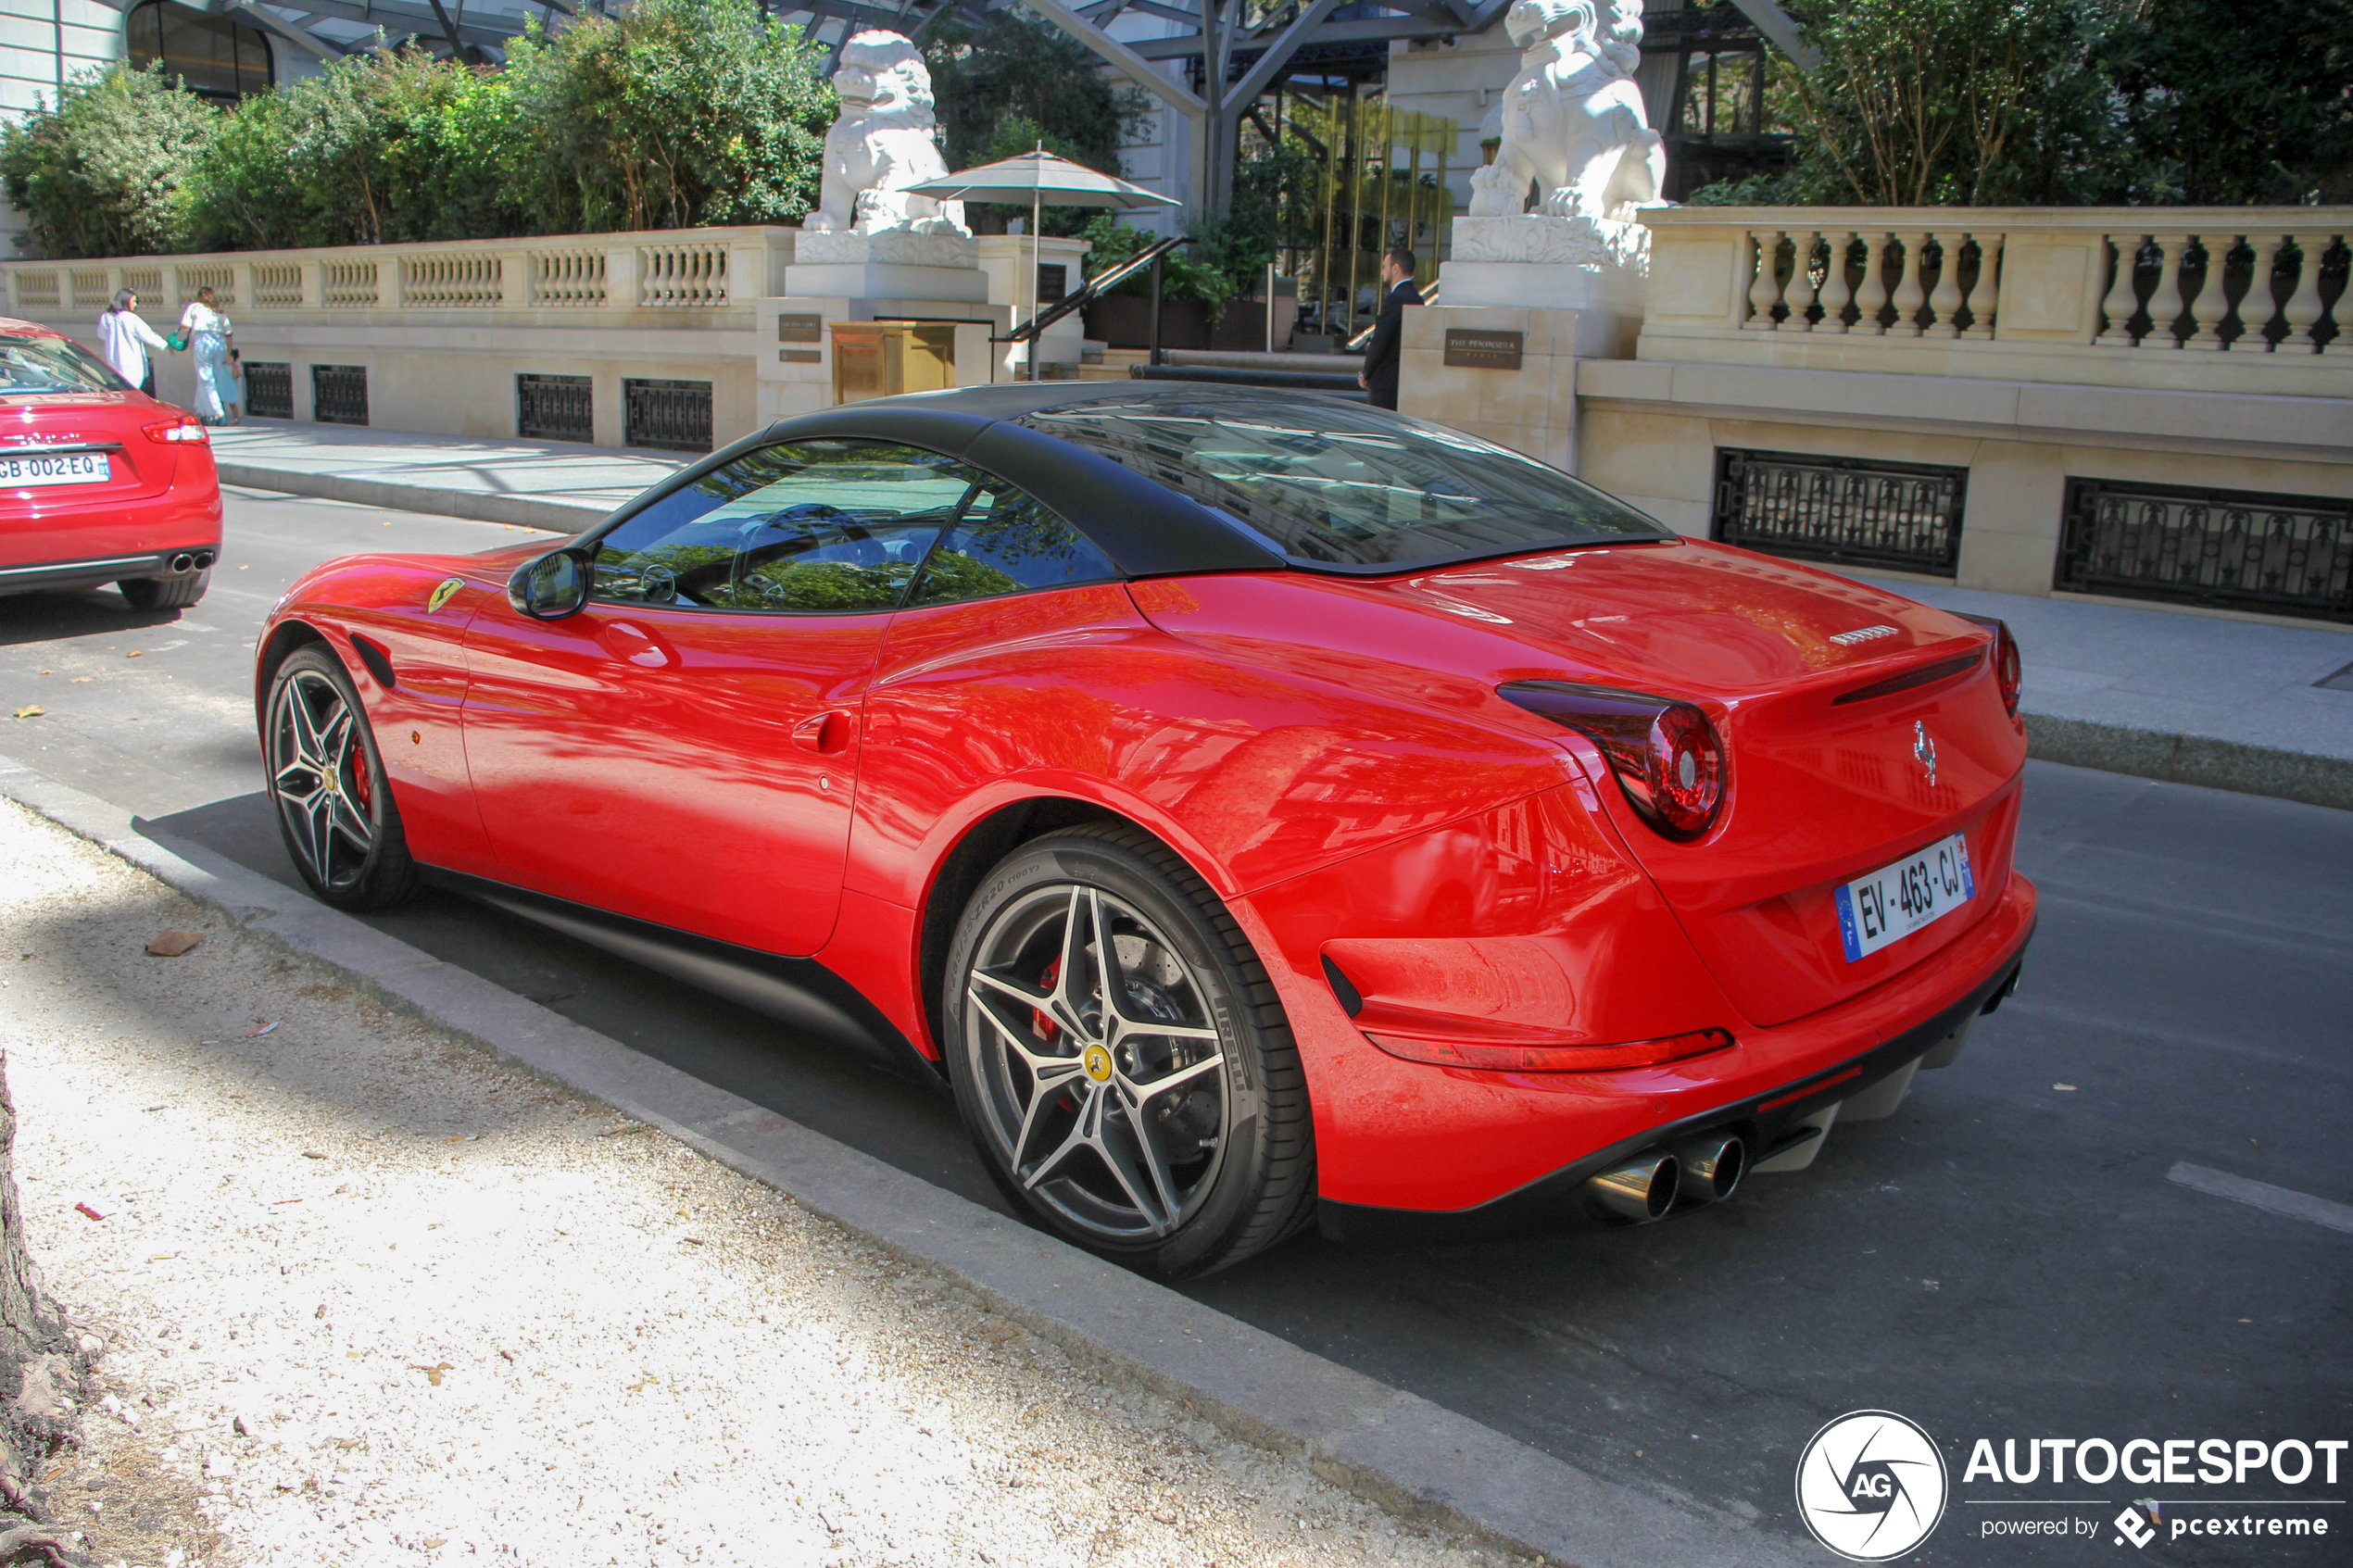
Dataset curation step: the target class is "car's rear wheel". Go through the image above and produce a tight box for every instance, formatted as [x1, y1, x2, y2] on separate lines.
[263, 646, 421, 911]
[119, 570, 208, 610]
[943, 824, 1315, 1277]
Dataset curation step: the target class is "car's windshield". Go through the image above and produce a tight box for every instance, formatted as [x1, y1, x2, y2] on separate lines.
[0, 333, 126, 395]
[1018, 394, 1671, 570]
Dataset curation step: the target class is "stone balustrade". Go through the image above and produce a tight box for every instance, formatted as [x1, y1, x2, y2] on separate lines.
[1638, 207, 2350, 397]
[0, 226, 797, 324]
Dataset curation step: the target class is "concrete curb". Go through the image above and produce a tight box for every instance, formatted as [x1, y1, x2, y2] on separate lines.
[2025, 713, 2353, 812]
[0, 751, 1819, 1568]
[216, 463, 603, 533]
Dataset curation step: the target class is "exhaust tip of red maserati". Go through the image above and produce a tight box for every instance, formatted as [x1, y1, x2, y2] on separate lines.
[1585, 1149, 1680, 1223]
[1672, 1132, 1747, 1206]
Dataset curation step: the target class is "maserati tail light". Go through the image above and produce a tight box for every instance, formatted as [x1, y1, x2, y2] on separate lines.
[1365, 1026, 1733, 1073]
[1500, 680, 1726, 840]
[143, 414, 208, 444]
[1959, 614, 2022, 718]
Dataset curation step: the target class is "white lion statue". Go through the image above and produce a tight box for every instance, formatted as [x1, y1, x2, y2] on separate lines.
[803, 31, 969, 237]
[1467, 0, 1666, 222]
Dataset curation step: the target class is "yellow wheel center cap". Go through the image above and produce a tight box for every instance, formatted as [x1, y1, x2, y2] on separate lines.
[1081, 1044, 1114, 1083]
[321, 765, 338, 793]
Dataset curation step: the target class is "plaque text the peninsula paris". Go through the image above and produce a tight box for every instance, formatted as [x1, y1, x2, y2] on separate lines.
[1443, 329, 1525, 371]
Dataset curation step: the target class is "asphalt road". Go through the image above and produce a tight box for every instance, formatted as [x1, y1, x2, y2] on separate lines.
[6, 486, 2348, 1567]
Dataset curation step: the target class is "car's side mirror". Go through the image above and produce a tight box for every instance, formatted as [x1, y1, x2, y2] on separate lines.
[507, 547, 592, 620]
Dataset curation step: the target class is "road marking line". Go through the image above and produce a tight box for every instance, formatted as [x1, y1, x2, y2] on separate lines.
[2169, 1161, 2353, 1236]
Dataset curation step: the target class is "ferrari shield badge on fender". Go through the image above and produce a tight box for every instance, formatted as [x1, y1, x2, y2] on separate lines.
[426, 576, 464, 614]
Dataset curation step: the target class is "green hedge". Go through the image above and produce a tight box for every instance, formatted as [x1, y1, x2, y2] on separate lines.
[0, 0, 834, 259]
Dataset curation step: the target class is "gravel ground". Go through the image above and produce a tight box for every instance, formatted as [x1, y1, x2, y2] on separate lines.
[0, 797, 1523, 1568]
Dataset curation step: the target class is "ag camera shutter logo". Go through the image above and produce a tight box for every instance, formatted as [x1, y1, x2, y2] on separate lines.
[1795, 1410, 1950, 1561]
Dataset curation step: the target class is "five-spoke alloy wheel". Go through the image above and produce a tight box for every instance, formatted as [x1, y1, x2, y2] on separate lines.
[264, 645, 420, 910]
[945, 825, 1315, 1277]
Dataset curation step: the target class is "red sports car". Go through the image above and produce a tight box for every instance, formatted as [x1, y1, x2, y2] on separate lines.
[0, 318, 220, 609]
[254, 384, 2034, 1275]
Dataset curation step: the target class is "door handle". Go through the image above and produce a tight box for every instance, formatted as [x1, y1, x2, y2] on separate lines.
[792, 710, 853, 754]
[597, 620, 672, 669]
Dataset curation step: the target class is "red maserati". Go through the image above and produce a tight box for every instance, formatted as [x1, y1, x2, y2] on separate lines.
[0, 318, 220, 609]
[254, 384, 2034, 1275]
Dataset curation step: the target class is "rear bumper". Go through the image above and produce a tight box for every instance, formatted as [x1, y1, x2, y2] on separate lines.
[1317, 873, 2037, 1239]
[0, 544, 219, 596]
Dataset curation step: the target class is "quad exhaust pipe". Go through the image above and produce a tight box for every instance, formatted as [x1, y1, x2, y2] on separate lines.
[1584, 1149, 1680, 1223]
[1582, 1131, 1747, 1224]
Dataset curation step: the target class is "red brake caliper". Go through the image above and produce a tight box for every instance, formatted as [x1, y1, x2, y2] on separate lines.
[1034, 957, 1076, 1111]
[347, 736, 372, 812]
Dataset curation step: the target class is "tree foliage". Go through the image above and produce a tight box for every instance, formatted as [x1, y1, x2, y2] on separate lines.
[2103, 0, 2353, 204]
[1693, 0, 2351, 206]
[0, 63, 214, 258]
[3, 0, 833, 258]
[1772, 0, 2113, 205]
[501, 0, 834, 234]
[923, 7, 1146, 178]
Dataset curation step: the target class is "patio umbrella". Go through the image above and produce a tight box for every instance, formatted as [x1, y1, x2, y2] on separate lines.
[908, 150, 1180, 380]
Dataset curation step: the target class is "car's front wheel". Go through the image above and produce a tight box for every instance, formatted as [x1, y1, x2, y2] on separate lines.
[263, 645, 421, 911]
[942, 825, 1315, 1277]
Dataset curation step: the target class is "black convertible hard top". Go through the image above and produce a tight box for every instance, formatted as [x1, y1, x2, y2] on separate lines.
[586, 382, 1665, 581]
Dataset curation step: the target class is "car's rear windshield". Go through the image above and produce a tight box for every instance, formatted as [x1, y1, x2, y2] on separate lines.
[0, 333, 125, 395]
[1016, 394, 1671, 571]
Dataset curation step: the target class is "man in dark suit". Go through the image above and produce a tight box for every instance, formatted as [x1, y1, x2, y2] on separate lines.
[1356, 247, 1423, 411]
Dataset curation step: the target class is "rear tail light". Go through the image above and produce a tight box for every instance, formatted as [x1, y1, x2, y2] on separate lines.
[1500, 680, 1726, 840]
[1365, 1026, 1733, 1073]
[1957, 614, 2022, 718]
[142, 414, 208, 444]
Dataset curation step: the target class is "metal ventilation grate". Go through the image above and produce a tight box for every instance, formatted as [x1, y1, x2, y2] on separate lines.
[242, 361, 292, 420]
[518, 373, 593, 443]
[1712, 448, 1966, 577]
[2058, 478, 2353, 623]
[310, 364, 368, 426]
[623, 378, 711, 453]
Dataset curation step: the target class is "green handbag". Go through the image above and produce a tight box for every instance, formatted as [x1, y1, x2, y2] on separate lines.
[164, 329, 187, 351]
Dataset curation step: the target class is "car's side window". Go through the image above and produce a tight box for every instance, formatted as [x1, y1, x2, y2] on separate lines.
[907, 476, 1118, 608]
[592, 440, 979, 613]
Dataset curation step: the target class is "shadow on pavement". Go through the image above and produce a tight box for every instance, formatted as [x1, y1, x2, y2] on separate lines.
[144, 792, 1003, 1219]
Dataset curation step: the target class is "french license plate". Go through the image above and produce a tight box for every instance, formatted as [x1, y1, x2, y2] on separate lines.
[1833, 833, 1975, 962]
[0, 450, 107, 487]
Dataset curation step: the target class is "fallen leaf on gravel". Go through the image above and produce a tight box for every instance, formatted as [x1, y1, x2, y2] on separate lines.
[2054, 1083, 2078, 1091]
[315, 1304, 327, 1320]
[245, 1021, 279, 1037]
[10, 705, 42, 720]
[36, 668, 49, 674]
[69, 676, 90, 684]
[271, 1198, 303, 1206]
[126, 648, 142, 658]
[301, 1150, 327, 1160]
[411, 1363, 453, 1386]
[74, 1201, 105, 1221]
[684, 1236, 706, 1246]
[145, 930, 206, 957]
[148, 1253, 175, 1262]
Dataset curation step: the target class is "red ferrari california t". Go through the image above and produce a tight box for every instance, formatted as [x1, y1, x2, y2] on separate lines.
[0, 318, 220, 609]
[254, 384, 2034, 1275]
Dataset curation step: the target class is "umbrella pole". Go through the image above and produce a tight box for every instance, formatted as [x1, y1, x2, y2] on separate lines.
[1028, 186, 1041, 383]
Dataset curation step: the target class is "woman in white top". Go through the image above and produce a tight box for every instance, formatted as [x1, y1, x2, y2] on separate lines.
[95, 288, 173, 395]
[180, 286, 234, 423]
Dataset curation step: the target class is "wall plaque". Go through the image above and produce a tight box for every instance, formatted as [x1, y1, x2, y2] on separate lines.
[777, 314, 824, 344]
[1444, 329, 1525, 370]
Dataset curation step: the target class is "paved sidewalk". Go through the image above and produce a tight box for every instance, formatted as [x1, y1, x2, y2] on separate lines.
[208, 420, 2353, 809]
[1843, 571, 2353, 810]
[210, 420, 688, 531]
